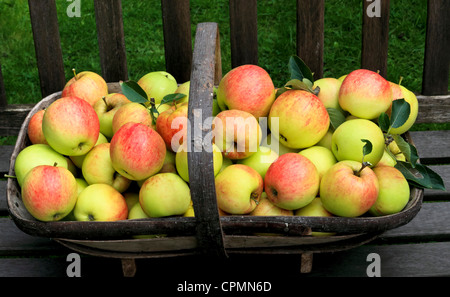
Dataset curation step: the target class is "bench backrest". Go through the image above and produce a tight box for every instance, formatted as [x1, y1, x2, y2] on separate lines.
[0, 0, 449, 137]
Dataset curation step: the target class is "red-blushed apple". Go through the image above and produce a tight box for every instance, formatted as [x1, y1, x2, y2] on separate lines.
[42, 96, 100, 156]
[69, 132, 108, 169]
[369, 165, 410, 216]
[250, 192, 293, 216]
[110, 122, 166, 181]
[386, 82, 419, 135]
[216, 64, 276, 119]
[21, 165, 78, 221]
[61, 70, 108, 106]
[268, 90, 330, 149]
[313, 77, 343, 112]
[237, 146, 278, 180]
[139, 173, 191, 217]
[81, 143, 131, 193]
[27, 109, 48, 144]
[137, 71, 178, 104]
[14, 143, 71, 186]
[298, 146, 337, 182]
[320, 160, 379, 217]
[294, 197, 335, 236]
[264, 153, 319, 210]
[331, 118, 385, 166]
[111, 102, 153, 135]
[156, 101, 188, 152]
[338, 69, 392, 119]
[215, 164, 263, 215]
[94, 93, 131, 138]
[175, 141, 223, 182]
[74, 183, 128, 221]
[212, 109, 262, 160]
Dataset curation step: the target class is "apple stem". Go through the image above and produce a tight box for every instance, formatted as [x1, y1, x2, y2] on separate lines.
[385, 134, 394, 146]
[3, 174, 16, 179]
[72, 68, 78, 81]
[102, 96, 112, 111]
[356, 161, 371, 176]
[251, 192, 260, 205]
[398, 76, 404, 86]
[53, 162, 58, 167]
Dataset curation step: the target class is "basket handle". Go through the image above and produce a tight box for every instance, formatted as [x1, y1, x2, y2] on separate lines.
[187, 22, 227, 258]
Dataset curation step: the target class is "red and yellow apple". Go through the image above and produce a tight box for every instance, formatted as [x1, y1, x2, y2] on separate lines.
[338, 69, 392, 119]
[93, 93, 131, 138]
[268, 90, 330, 149]
[264, 153, 320, 210]
[110, 122, 166, 181]
[27, 109, 48, 145]
[21, 165, 78, 221]
[111, 102, 153, 135]
[216, 64, 276, 119]
[320, 160, 379, 217]
[61, 70, 108, 106]
[156, 101, 188, 152]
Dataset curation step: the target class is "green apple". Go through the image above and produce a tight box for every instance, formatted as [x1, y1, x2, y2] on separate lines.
[216, 64, 276, 119]
[128, 202, 166, 239]
[298, 146, 337, 181]
[260, 133, 300, 155]
[69, 132, 108, 168]
[250, 192, 293, 216]
[61, 70, 108, 106]
[14, 144, 70, 186]
[75, 177, 89, 195]
[27, 109, 48, 145]
[74, 183, 128, 221]
[338, 69, 392, 119]
[215, 164, 263, 215]
[111, 102, 154, 135]
[237, 146, 278, 179]
[110, 122, 166, 181]
[315, 128, 333, 151]
[174, 81, 190, 103]
[42, 96, 100, 156]
[320, 160, 379, 217]
[175, 142, 223, 182]
[123, 192, 140, 210]
[139, 173, 191, 217]
[369, 165, 410, 216]
[264, 153, 319, 210]
[268, 90, 330, 149]
[313, 77, 343, 112]
[82, 143, 131, 193]
[294, 197, 335, 236]
[212, 109, 262, 160]
[386, 82, 419, 135]
[21, 165, 78, 221]
[94, 93, 131, 138]
[158, 150, 177, 174]
[137, 71, 178, 104]
[219, 156, 233, 173]
[377, 147, 398, 167]
[331, 119, 385, 166]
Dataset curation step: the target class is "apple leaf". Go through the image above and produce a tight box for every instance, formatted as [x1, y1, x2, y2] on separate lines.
[120, 80, 148, 104]
[392, 134, 419, 167]
[288, 55, 314, 83]
[395, 161, 446, 190]
[326, 107, 346, 130]
[389, 99, 410, 129]
[378, 112, 390, 132]
[284, 79, 314, 92]
[361, 139, 373, 157]
[160, 93, 186, 106]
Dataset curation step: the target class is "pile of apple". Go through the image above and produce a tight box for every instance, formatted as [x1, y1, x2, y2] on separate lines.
[14, 61, 419, 237]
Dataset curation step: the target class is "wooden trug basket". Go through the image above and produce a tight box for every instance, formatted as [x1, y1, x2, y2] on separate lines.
[6, 23, 423, 273]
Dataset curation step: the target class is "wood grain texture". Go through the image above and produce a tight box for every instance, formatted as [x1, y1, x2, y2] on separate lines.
[94, 0, 128, 82]
[28, 0, 66, 97]
[187, 22, 226, 258]
[416, 95, 450, 123]
[229, 0, 258, 67]
[361, 0, 390, 78]
[296, 0, 324, 79]
[161, 0, 192, 83]
[422, 0, 450, 95]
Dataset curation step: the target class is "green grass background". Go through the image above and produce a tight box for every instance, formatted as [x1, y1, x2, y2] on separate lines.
[0, 0, 447, 139]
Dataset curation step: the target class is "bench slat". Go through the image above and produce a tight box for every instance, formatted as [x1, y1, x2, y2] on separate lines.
[410, 130, 450, 164]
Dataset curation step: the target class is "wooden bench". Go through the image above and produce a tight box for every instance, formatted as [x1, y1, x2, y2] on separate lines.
[0, 0, 449, 279]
